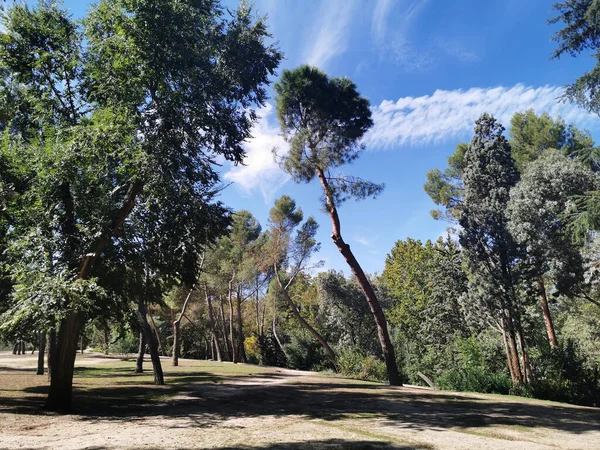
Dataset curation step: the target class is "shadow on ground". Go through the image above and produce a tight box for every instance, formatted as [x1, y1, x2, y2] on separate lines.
[2, 368, 600, 436]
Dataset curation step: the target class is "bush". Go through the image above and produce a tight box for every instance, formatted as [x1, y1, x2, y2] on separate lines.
[337, 347, 387, 382]
[437, 366, 512, 394]
[256, 332, 287, 367]
[285, 329, 326, 371]
[109, 331, 139, 358]
[523, 339, 600, 407]
[244, 335, 260, 364]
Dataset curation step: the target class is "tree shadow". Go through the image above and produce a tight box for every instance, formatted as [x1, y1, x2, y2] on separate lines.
[2, 369, 600, 436]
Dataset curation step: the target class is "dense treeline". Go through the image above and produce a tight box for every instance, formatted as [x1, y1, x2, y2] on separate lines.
[1, 0, 600, 412]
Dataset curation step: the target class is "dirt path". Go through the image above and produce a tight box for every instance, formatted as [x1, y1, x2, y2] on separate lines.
[1, 353, 599, 449]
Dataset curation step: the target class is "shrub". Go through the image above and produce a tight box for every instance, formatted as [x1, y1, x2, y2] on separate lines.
[285, 329, 325, 371]
[437, 366, 512, 394]
[337, 347, 387, 382]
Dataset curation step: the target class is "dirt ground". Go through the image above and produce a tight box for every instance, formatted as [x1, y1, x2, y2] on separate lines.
[1, 352, 599, 449]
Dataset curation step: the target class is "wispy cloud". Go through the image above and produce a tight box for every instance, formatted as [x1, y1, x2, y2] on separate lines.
[371, 0, 393, 43]
[353, 236, 372, 247]
[366, 84, 594, 148]
[304, 0, 356, 68]
[371, 0, 434, 71]
[435, 38, 479, 63]
[224, 84, 594, 197]
[223, 104, 289, 202]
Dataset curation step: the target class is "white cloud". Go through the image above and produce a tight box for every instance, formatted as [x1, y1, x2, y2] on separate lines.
[304, 0, 356, 68]
[366, 84, 594, 149]
[223, 104, 289, 202]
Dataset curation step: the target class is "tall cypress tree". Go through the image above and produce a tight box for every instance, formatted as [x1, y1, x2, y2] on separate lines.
[459, 114, 528, 385]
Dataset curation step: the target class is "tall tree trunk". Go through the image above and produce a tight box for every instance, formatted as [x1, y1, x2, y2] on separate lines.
[148, 314, 166, 357]
[236, 285, 247, 363]
[80, 331, 85, 354]
[46, 312, 84, 411]
[37, 333, 46, 376]
[205, 285, 222, 362]
[516, 322, 533, 383]
[537, 278, 558, 349]
[135, 332, 146, 373]
[47, 329, 56, 381]
[255, 289, 261, 336]
[502, 313, 523, 385]
[12, 342, 18, 355]
[274, 264, 336, 362]
[173, 288, 194, 367]
[228, 273, 238, 363]
[137, 300, 164, 385]
[47, 180, 143, 411]
[103, 321, 109, 355]
[316, 168, 400, 385]
[219, 296, 231, 361]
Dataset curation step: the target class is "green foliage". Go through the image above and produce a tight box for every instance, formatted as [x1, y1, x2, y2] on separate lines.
[256, 332, 287, 367]
[285, 329, 326, 371]
[550, 0, 600, 114]
[337, 347, 387, 382]
[518, 340, 600, 406]
[274, 65, 381, 208]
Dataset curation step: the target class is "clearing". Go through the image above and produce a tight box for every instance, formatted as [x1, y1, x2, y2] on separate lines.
[0, 352, 599, 449]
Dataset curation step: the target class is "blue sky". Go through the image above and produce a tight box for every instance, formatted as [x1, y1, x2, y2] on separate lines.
[51, 0, 600, 275]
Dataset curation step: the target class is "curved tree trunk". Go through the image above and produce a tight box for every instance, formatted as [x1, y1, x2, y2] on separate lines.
[148, 314, 166, 357]
[138, 300, 164, 385]
[274, 265, 336, 362]
[272, 314, 290, 361]
[502, 314, 523, 385]
[135, 331, 146, 373]
[37, 332, 46, 375]
[173, 288, 194, 367]
[537, 278, 558, 349]
[316, 168, 400, 385]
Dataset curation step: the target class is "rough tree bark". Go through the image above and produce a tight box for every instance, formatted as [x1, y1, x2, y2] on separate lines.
[274, 264, 336, 362]
[135, 331, 146, 373]
[537, 278, 558, 349]
[219, 296, 231, 361]
[37, 333, 46, 376]
[315, 168, 400, 385]
[173, 288, 194, 366]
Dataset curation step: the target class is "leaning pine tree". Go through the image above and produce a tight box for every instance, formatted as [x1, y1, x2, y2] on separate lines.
[273, 66, 401, 385]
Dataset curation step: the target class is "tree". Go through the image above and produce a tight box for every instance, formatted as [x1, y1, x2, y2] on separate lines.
[508, 150, 598, 348]
[550, 0, 600, 114]
[0, 0, 281, 411]
[266, 195, 334, 362]
[425, 110, 598, 222]
[459, 114, 528, 385]
[273, 65, 400, 385]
